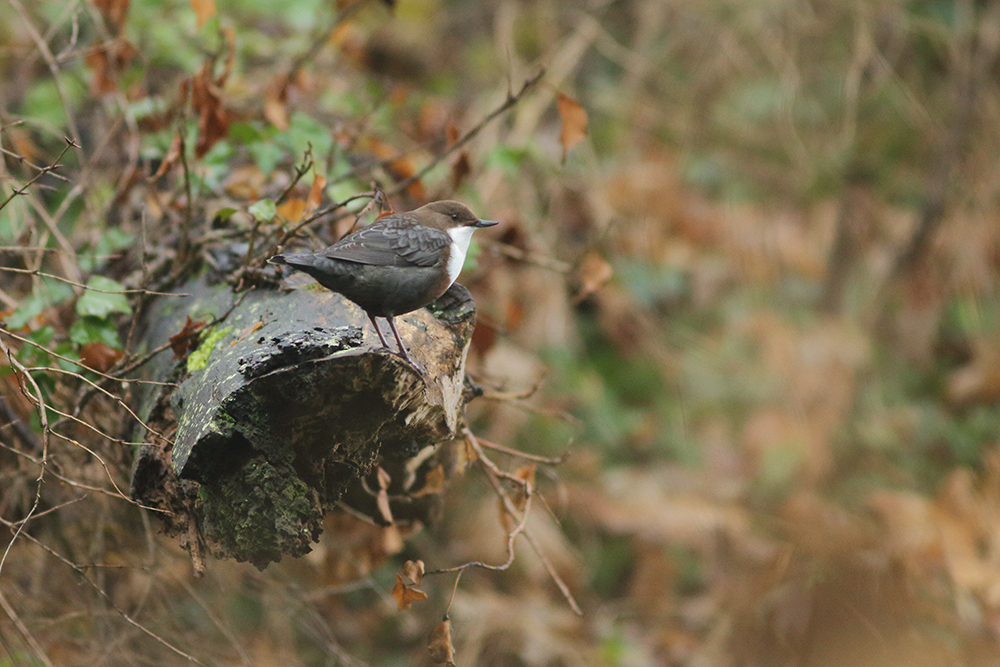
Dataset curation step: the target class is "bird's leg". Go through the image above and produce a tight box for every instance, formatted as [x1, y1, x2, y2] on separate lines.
[385, 316, 416, 365]
[366, 313, 391, 350]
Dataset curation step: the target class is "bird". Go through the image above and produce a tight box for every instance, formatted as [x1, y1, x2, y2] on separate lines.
[270, 200, 498, 365]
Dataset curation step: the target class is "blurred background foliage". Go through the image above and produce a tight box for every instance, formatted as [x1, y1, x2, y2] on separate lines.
[3, 0, 1000, 665]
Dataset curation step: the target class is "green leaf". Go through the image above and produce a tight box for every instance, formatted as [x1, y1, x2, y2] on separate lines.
[286, 112, 334, 160]
[212, 207, 239, 226]
[76, 276, 132, 318]
[249, 141, 284, 175]
[70, 316, 122, 349]
[249, 199, 277, 222]
[5, 279, 75, 328]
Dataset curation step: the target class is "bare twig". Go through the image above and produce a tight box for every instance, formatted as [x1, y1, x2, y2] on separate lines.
[0, 341, 50, 579]
[425, 426, 582, 615]
[475, 436, 571, 465]
[386, 69, 546, 196]
[275, 144, 315, 206]
[0, 137, 77, 213]
[0, 266, 189, 297]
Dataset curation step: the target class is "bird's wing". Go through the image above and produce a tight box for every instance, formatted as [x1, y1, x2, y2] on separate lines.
[323, 215, 450, 267]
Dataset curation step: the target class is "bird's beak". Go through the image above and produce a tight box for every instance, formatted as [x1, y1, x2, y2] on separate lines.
[475, 219, 499, 228]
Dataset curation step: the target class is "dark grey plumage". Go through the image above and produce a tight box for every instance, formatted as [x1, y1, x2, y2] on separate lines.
[271, 200, 497, 364]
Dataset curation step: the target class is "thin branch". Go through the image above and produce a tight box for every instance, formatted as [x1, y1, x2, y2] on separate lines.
[475, 436, 571, 465]
[0, 341, 50, 580]
[386, 69, 546, 196]
[0, 137, 77, 214]
[0, 266, 189, 297]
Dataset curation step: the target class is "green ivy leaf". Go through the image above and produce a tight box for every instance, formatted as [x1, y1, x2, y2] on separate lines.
[76, 276, 132, 318]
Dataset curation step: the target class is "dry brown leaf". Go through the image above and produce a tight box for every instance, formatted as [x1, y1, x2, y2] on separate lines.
[93, 0, 130, 32]
[153, 133, 183, 180]
[573, 249, 613, 303]
[427, 618, 456, 665]
[264, 77, 289, 130]
[192, 61, 230, 158]
[169, 316, 206, 360]
[412, 465, 446, 497]
[85, 40, 139, 95]
[401, 559, 424, 585]
[190, 0, 216, 27]
[392, 574, 428, 610]
[556, 92, 587, 163]
[445, 122, 460, 146]
[79, 342, 123, 373]
[451, 151, 471, 190]
[306, 173, 326, 214]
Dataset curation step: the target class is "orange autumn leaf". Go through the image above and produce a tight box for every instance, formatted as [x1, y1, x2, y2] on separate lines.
[427, 618, 456, 665]
[556, 92, 587, 163]
[412, 464, 446, 497]
[391, 574, 428, 610]
[276, 199, 307, 223]
[306, 173, 326, 214]
[190, 0, 216, 28]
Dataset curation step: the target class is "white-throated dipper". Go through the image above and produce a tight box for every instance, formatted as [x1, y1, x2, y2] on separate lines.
[271, 200, 498, 364]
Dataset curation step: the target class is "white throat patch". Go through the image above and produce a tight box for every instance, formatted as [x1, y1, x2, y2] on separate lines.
[446, 225, 476, 284]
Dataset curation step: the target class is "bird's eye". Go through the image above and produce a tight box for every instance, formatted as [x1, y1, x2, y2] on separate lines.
[451, 213, 459, 220]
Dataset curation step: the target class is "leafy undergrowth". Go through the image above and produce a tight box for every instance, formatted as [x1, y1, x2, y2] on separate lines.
[3, 0, 1000, 665]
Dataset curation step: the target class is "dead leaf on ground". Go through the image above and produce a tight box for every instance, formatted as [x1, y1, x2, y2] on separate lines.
[392, 574, 428, 610]
[427, 618, 456, 665]
[556, 92, 587, 163]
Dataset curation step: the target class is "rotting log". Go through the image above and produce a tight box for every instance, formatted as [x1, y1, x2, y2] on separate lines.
[130, 273, 477, 569]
